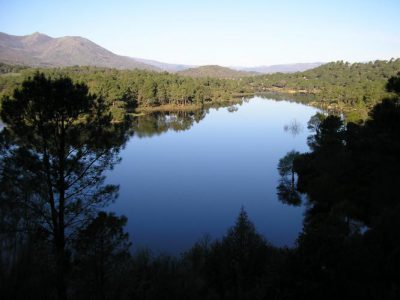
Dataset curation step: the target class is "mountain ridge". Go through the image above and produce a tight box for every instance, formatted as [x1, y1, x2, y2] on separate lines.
[0, 32, 159, 70]
[0, 32, 324, 74]
[233, 62, 324, 74]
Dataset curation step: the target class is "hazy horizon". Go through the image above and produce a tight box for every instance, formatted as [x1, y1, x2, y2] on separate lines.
[1, 0, 399, 66]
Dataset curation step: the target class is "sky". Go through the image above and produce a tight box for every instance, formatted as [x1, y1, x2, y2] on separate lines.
[0, 0, 399, 66]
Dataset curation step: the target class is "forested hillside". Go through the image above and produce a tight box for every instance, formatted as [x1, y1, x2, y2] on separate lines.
[178, 65, 256, 78]
[245, 59, 400, 119]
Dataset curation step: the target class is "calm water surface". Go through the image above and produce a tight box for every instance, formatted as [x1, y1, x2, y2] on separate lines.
[107, 97, 319, 254]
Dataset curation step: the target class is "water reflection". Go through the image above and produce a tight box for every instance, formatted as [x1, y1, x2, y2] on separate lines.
[227, 105, 239, 113]
[276, 150, 302, 206]
[256, 92, 317, 104]
[132, 100, 246, 138]
[107, 97, 320, 253]
[283, 119, 303, 137]
[133, 110, 207, 137]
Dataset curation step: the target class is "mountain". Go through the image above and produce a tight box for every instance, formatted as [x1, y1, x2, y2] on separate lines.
[233, 63, 324, 74]
[0, 32, 159, 70]
[133, 57, 195, 72]
[177, 65, 256, 78]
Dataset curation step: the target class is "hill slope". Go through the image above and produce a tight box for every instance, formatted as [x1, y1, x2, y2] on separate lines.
[0, 32, 159, 70]
[234, 62, 324, 74]
[178, 65, 256, 78]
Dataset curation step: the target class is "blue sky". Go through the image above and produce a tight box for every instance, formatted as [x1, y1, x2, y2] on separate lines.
[1, 0, 399, 66]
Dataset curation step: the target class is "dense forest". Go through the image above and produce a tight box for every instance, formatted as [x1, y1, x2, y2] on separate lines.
[1, 59, 399, 121]
[0, 64, 246, 120]
[0, 71, 399, 299]
[177, 65, 255, 79]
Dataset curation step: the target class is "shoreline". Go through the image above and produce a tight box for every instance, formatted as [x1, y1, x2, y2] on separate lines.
[135, 98, 246, 114]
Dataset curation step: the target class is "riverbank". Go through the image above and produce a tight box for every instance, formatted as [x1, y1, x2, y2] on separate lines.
[256, 90, 369, 121]
[135, 98, 246, 114]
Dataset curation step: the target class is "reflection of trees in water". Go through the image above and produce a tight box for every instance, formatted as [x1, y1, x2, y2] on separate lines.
[257, 92, 317, 103]
[133, 99, 246, 138]
[227, 105, 239, 113]
[276, 150, 302, 206]
[283, 119, 303, 137]
[133, 109, 208, 137]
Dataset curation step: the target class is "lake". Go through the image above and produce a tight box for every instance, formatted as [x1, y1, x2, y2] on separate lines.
[106, 97, 320, 254]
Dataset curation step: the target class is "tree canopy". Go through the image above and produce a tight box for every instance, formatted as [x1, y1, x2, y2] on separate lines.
[0, 73, 131, 299]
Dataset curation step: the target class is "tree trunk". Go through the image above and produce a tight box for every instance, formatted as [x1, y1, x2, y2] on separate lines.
[291, 169, 295, 192]
[56, 120, 67, 300]
[56, 238, 67, 300]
